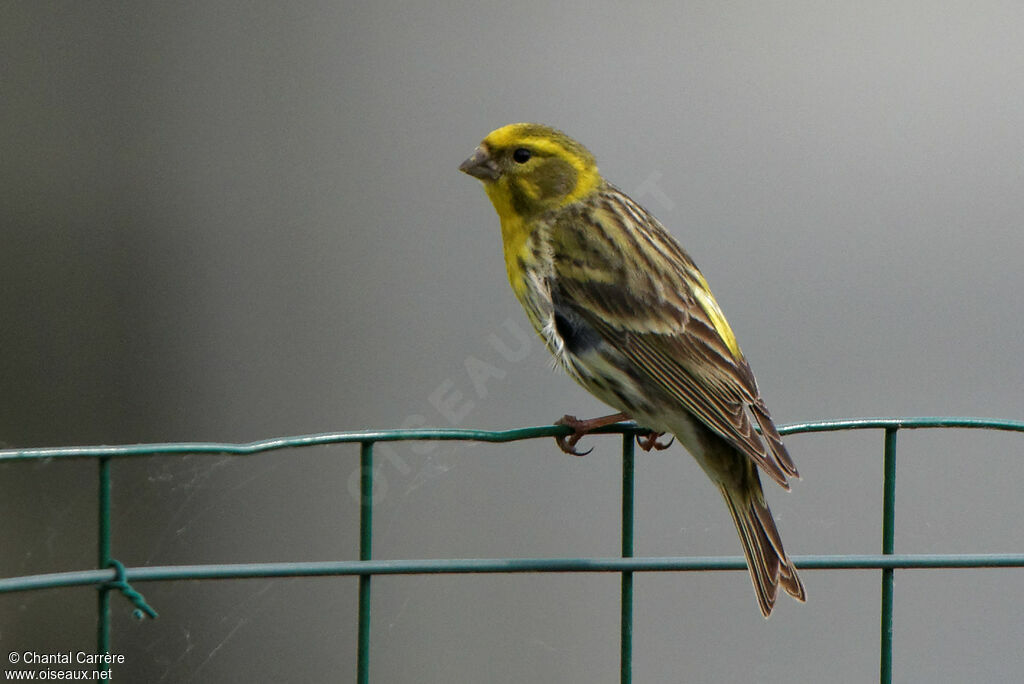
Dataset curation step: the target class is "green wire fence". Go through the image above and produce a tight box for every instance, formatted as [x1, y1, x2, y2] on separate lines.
[2, 416, 1024, 683]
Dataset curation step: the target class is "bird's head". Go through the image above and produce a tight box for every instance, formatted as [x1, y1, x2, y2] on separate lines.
[459, 123, 602, 220]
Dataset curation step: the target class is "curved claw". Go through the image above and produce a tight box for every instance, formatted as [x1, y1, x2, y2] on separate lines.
[636, 431, 674, 452]
[556, 433, 594, 456]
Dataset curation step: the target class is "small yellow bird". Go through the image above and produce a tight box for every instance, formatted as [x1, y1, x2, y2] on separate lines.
[459, 123, 805, 616]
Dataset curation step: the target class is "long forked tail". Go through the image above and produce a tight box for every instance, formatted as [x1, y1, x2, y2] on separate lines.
[719, 481, 806, 617]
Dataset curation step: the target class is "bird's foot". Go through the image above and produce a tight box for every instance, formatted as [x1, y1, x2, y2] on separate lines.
[636, 431, 674, 451]
[554, 412, 628, 456]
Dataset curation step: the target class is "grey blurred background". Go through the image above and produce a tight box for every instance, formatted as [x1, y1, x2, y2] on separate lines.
[2, 2, 1023, 682]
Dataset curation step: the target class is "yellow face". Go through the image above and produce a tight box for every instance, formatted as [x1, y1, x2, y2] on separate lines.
[459, 123, 602, 220]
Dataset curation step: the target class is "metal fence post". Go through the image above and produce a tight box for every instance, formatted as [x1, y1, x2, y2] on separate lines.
[357, 442, 374, 684]
[880, 428, 898, 684]
[621, 435, 635, 684]
[97, 456, 112, 654]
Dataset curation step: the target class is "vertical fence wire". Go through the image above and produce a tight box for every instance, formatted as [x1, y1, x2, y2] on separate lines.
[620, 435, 635, 684]
[97, 456, 112, 654]
[357, 442, 374, 684]
[880, 428, 898, 684]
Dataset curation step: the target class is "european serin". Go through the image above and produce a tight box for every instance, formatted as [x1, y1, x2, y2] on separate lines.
[459, 123, 805, 617]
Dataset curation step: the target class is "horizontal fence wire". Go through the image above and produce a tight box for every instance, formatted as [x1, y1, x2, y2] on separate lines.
[0, 425, 643, 460]
[2, 417, 1023, 684]
[4, 416, 1022, 462]
[5, 553, 1024, 592]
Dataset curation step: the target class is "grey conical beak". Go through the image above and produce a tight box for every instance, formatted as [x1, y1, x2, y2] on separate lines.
[459, 146, 500, 181]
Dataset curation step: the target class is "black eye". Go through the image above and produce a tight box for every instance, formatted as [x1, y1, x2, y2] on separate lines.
[512, 147, 532, 163]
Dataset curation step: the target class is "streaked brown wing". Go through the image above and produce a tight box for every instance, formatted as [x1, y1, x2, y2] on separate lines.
[549, 188, 797, 487]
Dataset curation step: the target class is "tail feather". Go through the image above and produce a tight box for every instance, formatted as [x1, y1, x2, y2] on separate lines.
[719, 482, 806, 617]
